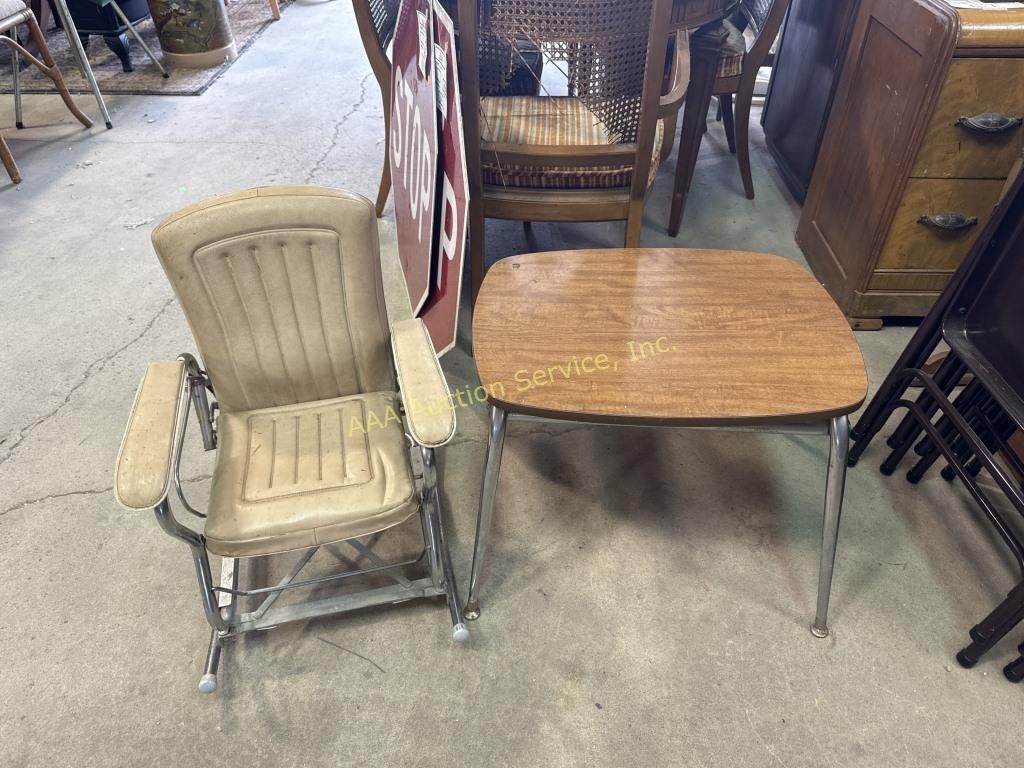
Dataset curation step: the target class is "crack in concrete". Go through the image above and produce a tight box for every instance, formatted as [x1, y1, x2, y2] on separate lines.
[1, 486, 113, 516]
[304, 72, 373, 184]
[1, 472, 213, 517]
[0, 296, 177, 468]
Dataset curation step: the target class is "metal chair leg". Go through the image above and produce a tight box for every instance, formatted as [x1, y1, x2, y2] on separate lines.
[464, 405, 507, 620]
[50, 0, 112, 128]
[198, 629, 224, 693]
[421, 447, 469, 642]
[812, 415, 850, 638]
[956, 581, 1024, 669]
[108, 1, 168, 78]
[10, 30, 23, 129]
[1004, 643, 1024, 683]
[198, 556, 238, 693]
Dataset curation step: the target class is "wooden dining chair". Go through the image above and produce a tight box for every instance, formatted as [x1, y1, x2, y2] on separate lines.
[711, 0, 790, 199]
[458, 0, 686, 303]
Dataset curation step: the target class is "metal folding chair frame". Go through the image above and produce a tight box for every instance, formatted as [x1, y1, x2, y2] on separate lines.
[873, 364, 1024, 681]
[464, 405, 851, 639]
[158, 355, 467, 693]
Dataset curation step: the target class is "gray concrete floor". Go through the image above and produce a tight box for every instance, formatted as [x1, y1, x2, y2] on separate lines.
[1, 3, 1022, 767]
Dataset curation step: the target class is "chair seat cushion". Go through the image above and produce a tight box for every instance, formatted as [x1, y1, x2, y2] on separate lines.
[717, 19, 747, 78]
[479, 96, 664, 190]
[0, 0, 28, 25]
[206, 391, 418, 557]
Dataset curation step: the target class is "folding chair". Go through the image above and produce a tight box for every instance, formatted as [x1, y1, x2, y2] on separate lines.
[114, 186, 467, 693]
[863, 168, 1024, 682]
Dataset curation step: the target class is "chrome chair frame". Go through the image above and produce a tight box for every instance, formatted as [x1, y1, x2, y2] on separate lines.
[157, 354, 467, 694]
[465, 406, 850, 638]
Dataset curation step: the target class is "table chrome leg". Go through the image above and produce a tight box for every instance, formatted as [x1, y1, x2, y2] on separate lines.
[464, 405, 507, 620]
[50, 0, 112, 128]
[812, 414, 850, 638]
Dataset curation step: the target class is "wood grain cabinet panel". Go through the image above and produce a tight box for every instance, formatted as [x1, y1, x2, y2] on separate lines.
[795, 0, 1024, 325]
[912, 59, 1024, 179]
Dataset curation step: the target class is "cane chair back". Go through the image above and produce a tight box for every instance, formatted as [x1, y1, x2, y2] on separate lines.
[150, 186, 394, 413]
[459, 0, 676, 301]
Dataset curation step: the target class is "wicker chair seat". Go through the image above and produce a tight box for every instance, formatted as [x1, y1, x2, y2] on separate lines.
[479, 96, 664, 190]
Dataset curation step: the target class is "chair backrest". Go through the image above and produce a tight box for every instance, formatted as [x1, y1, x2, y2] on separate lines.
[737, 0, 790, 67]
[483, 0, 666, 145]
[944, 166, 1024, 427]
[354, 0, 401, 53]
[461, 0, 671, 145]
[151, 186, 394, 414]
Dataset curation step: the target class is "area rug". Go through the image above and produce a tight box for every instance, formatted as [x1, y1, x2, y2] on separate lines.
[0, 0, 292, 96]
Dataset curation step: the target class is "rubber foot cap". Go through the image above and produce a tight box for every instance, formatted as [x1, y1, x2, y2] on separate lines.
[198, 673, 218, 694]
[955, 650, 976, 669]
[105, 121, 113, 129]
[16, 122, 24, 129]
[452, 623, 470, 643]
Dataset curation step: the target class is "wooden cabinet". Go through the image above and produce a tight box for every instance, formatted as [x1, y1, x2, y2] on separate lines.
[796, 0, 1024, 327]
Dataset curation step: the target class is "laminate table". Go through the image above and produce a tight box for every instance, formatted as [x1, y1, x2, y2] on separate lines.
[465, 247, 868, 637]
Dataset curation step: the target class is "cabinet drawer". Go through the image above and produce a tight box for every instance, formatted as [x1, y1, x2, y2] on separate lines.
[912, 58, 1024, 179]
[867, 270, 953, 293]
[876, 178, 1004, 271]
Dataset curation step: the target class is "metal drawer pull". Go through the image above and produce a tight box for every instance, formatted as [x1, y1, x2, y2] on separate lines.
[917, 212, 978, 231]
[955, 112, 1023, 135]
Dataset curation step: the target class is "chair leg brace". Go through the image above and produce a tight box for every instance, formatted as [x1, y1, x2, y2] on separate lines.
[152, 435, 468, 693]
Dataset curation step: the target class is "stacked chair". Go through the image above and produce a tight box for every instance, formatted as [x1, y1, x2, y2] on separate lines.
[849, 164, 1024, 682]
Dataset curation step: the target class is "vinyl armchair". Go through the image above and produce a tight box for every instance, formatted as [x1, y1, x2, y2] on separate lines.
[114, 185, 467, 693]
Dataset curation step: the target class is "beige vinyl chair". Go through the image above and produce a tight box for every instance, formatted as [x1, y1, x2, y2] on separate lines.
[114, 185, 467, 693]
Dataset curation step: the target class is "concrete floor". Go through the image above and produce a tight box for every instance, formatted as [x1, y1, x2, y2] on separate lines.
[1, 3, 1022, 766]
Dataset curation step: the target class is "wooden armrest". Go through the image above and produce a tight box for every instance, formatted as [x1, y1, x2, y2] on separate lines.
[659, 31, 690, 118]
[115, 360, 188, 511]
[391, 318, 456, 448]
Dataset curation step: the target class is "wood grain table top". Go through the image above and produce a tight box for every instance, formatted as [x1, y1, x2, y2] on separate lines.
[472, 249, 868, 426]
